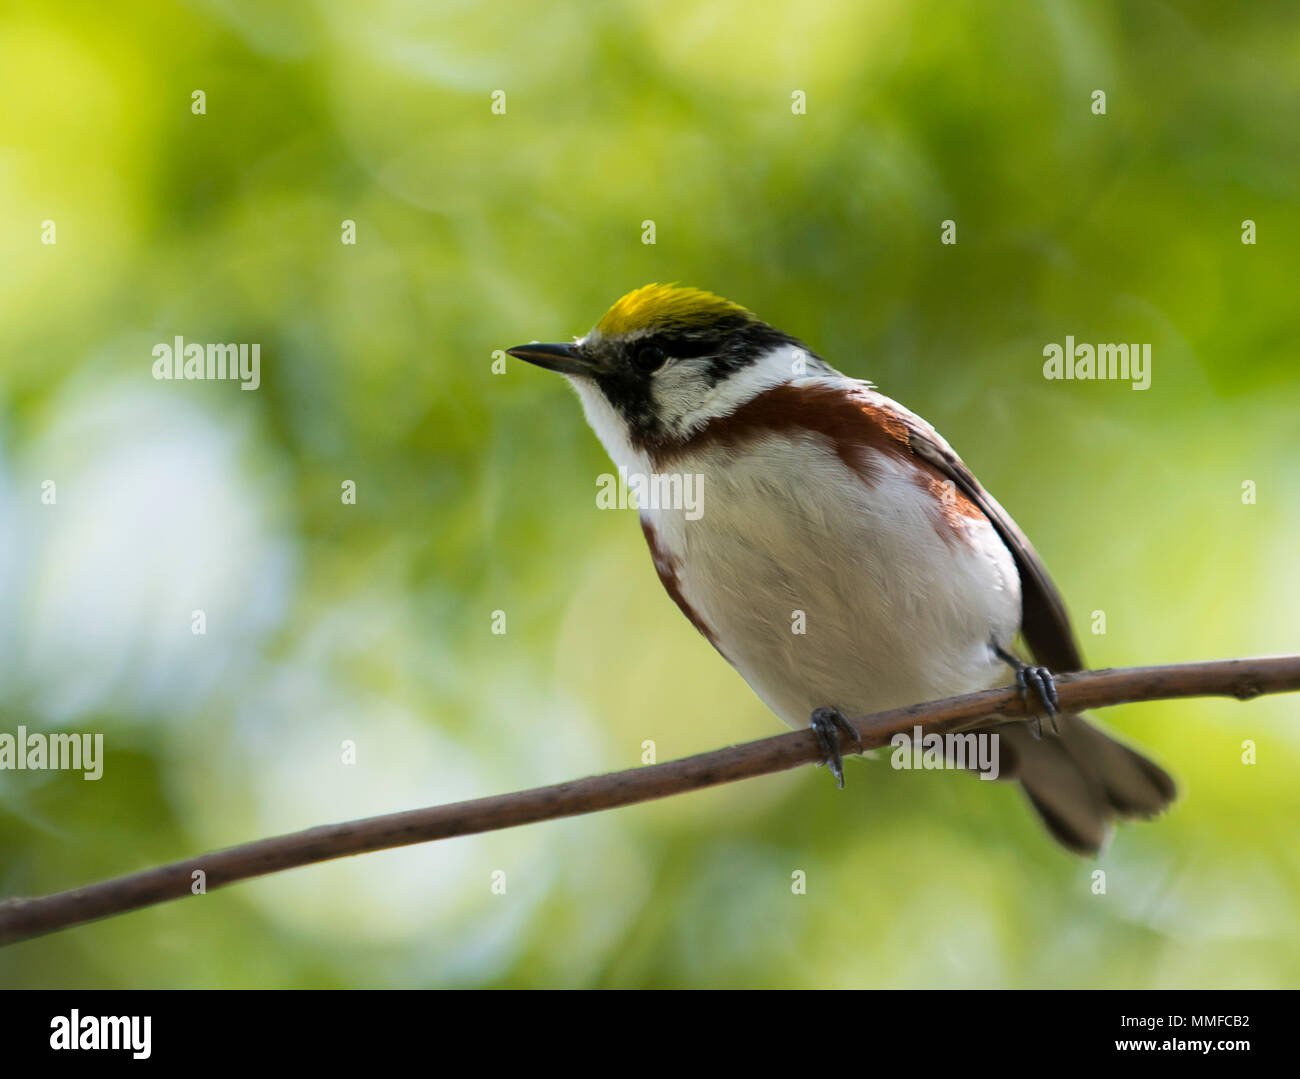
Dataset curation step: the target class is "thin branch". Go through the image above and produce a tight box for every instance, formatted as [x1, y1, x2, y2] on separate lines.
[1, 655, 1296, 947]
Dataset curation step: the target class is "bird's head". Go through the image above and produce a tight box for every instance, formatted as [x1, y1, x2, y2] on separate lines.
[507, 284, 829, 457]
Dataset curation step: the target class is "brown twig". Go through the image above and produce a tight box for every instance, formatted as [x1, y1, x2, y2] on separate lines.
[1, 655, 1296, 947]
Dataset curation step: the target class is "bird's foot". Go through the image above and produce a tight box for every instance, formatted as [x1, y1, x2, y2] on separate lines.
[993, 643, 1059, 739]
[809, 707, 863, 788]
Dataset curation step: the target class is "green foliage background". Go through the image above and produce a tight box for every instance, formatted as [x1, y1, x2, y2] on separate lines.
[1, 0, 1297, 988]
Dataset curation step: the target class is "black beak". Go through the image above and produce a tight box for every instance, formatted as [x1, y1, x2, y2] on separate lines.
[505, 341, 599, 377]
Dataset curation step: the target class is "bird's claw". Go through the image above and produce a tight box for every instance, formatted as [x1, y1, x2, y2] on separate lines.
[993, 643, 1060, 739]
[809, 707, 862, 788]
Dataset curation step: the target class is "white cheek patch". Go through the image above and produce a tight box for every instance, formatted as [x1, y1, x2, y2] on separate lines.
[650, 363, 712, 435]
[655, 343, 818, 439]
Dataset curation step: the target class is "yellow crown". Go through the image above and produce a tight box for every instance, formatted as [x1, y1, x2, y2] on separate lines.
[595, 283, 751, 336]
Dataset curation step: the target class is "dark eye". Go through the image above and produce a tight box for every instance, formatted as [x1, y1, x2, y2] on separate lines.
[633, 343, 667, 372]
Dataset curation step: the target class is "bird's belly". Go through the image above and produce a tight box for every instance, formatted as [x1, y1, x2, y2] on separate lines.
[647, 435, 1022, 728]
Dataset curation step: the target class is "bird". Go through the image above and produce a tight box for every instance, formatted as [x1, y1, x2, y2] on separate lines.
[507, 283, 1176, 854]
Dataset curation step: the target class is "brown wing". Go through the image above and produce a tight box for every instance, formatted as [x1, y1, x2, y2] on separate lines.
[905, 421, 1084, 672]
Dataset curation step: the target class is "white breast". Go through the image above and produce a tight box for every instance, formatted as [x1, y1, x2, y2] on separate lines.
[638, 431, 1022, 730]
[566, 365, 1022, 731]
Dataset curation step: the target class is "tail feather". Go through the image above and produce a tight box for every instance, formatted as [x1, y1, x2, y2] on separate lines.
[982, 713, 1176, 855]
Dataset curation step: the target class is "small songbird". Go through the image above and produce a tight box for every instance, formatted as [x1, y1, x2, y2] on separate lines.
[508, 284, 1175, 854]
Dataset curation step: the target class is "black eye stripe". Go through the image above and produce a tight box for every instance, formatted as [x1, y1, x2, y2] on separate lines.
[665, 337, 716, 360]
[633, 334, 716, 362]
